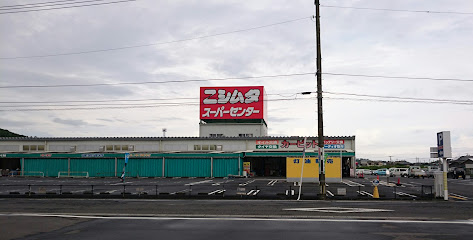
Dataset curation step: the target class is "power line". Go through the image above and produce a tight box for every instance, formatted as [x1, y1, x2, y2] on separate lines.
[0, 93, 296, 104]
[0, 0, 80, 9]
[0, 0, 136, 15]
[321, 5, 473, 15]
[2, 93, 473, 111]
[0, 72, 315, 89]
[0, 0, 105, 10]
[324, 97, 473, 105]
[324, 72, 473, 82]
[0, 98, 303, 111]
[0, 16, 310, 59]
[324, 91, 473, 104]
[1, 71, 472, 89]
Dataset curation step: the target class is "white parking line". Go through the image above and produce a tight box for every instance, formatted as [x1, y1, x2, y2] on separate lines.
[110, 182, 133, 186]
[170, 189, 190, 195]
[239, 180, 255, 186]
[212, 180, 234, 186]
[395, 191, 417, 198]
[357, 191, 373, 197]
[326, 190, 334, 197]
[247, 189, 260, 196]
[342, 180, 364, 187]
[185, 180, 213, 186]
[379, 181, 397, 187]
[208, 189, 225, 195]
[267, 180, 277, 186]
[285, 189, 295, 196]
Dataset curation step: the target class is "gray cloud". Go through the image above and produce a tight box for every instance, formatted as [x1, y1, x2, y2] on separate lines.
[1, 0, 472, 160]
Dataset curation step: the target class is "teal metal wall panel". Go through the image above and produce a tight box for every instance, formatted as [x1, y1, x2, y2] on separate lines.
[70, 158, 115, 177]
[23, 158, 68, 177]
[117, 158, 163, 177]
[212, 158, 240, 177]
[165, 158, 211, 177]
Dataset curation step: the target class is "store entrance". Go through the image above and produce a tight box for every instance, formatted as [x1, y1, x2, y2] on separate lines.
[0, 158, 21, 176]
[342, 157, 351, 177]
[245, 157, 286, 177]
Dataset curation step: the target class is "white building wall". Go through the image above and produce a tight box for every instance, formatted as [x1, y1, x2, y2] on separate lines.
[199, 123, 267, 137]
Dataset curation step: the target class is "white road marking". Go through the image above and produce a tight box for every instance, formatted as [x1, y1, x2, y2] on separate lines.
[284, 207, 393, 213]
[267, 180, 277, 186]
[2, 213, 473, 225]
[110, 182, 133, 186]
[379, 181, 396, 187]
[208, 189, 225, 195]
[170, 189, 190, 195]
[285, 190, 295, 196]
[395, 191, 417, 198]
[185, 180, 213, 186]
[239, 180, 255, 186]
[342, 180, 364, 187]
[357, 191, 373, 197]
[212, 180, 234, 186]
[326, 190, 334, 197]
[246, 189, 260, 196]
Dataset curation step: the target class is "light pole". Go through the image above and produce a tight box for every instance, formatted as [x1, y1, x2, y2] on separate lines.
[315, 0, 325, 198]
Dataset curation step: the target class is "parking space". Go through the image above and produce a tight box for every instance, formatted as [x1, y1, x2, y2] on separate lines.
[0, 176, 471, 200]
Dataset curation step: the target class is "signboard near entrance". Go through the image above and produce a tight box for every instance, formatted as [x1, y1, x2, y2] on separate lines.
[286, 157, 341, 183]
[243, 162, 251, 176]
[286, 157, 319, 183]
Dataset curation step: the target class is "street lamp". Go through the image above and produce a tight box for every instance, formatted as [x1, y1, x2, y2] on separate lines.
[300, 90, 325, 199]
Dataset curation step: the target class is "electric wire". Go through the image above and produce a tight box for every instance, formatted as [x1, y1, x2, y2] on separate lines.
[1, 71, 472, 89]
[0, 0, 80, 9]
[321, 5, 473, 15]
[2, 95, 472, 112]
[0, 16, 310, 59]
[0, 72, 315, 89]
[323, 72, 473, 82]
[0, 0, 136, 15]
[0, 0, 113, 10]
[323, 91, 473, 104]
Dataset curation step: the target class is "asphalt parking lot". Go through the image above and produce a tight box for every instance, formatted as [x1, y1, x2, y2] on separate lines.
[0, 175, 471, 201]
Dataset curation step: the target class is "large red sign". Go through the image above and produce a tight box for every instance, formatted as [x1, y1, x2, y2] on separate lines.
[200, 86, 265, 120]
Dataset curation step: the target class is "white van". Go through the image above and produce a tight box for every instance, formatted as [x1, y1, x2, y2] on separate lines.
[389, 168, 408, 177]
[408, 166, 426, 178]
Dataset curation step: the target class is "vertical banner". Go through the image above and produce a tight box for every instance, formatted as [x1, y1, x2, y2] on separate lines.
[120, 153, 130, 182]
[243, 162, 251, 176]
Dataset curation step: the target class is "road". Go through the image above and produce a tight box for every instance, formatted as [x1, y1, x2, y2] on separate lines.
[1, 198, 472, 239]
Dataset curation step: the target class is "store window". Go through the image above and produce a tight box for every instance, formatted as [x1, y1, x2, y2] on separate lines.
[239, 134, 253, 137]
[22, 145, 46, 151]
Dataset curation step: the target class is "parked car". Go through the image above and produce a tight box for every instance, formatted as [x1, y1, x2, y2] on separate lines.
[408, 166, 426, 178]
[376, 168, 390, 176]
[356, 168, 373, 176]
[389, 168, 408, 177]
[424, 166, 441, 178]
[448, 167, 466, 179]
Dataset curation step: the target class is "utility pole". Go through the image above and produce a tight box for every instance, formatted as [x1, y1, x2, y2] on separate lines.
[315, 0, 325, 198]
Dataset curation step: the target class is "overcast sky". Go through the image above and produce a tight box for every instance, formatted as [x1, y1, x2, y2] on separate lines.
[1, 0, 472, 162]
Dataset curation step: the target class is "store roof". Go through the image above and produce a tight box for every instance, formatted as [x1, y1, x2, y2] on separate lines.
[0, 136, 355, 141]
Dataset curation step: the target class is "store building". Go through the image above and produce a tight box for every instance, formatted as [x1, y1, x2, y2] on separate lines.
[0, 86, 356, 179]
